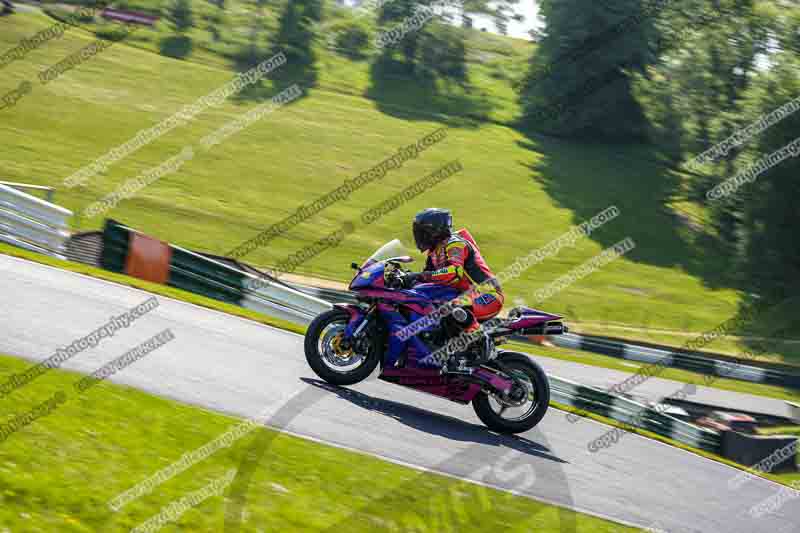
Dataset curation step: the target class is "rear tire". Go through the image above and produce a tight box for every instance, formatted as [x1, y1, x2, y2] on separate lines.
[472, 352, 550, 434]
[304, 309, 379, 386]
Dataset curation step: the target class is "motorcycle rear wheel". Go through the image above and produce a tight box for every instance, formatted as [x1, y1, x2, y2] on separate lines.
[472, 352, 550, 434]
[304, 309, 380, 386]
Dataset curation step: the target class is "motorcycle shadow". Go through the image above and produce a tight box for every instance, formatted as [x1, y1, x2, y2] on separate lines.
[301, 377, 568, 465]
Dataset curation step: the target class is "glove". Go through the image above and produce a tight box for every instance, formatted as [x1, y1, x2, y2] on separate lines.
[402, 272, 423, 289]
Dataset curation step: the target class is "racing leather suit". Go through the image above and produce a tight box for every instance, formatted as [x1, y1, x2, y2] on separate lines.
[419, 230, 504, 330]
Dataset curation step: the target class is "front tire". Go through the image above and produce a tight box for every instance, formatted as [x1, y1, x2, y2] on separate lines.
[304, 309, 379, 386]
[472, 352, 550, 434]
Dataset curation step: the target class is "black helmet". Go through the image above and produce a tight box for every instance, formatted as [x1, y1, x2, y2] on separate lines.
[413, 208, 452, 252]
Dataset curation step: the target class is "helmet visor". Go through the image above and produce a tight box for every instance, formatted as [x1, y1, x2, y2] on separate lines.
[413, 221, 434, 251]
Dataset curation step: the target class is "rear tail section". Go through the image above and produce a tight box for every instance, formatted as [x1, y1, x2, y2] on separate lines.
[502, 307, 567, 336]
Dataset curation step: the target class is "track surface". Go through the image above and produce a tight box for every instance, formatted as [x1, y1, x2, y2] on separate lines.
[534, 355, 794, 419]
[1, 254, 797, 533]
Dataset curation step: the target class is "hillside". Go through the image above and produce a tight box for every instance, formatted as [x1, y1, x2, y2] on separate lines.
[3, 9, 786, 361]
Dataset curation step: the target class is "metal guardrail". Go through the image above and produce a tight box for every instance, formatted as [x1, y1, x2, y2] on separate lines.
[169, 244, 333, 323]
[291, 283, 359, 305]
[788, 402, 800, 424]
[551, 332, 800, 389]
[550, 375, 721, 452]
[0, 181, 55, 202]
[0, 183, 71, 259]
[99, 220, 332, 326]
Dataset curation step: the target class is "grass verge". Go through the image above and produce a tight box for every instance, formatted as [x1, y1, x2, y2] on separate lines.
[0, 351, 634, 532]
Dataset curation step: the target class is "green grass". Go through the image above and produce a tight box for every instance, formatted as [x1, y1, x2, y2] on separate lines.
[758, 426, 800, 437]
[40, 0, 532, 124]
[0, 352, 636, 532]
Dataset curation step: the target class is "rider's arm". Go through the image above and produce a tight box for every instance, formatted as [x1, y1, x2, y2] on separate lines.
[420, 241, 468, 286]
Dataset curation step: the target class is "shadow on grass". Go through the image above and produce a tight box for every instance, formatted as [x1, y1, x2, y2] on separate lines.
[521, 132, 800, 357]
[227, 47, 318, 103]
[520, 133, 737, 292]
[365, 56, 494, 129]
[735, 296, 800, 368]
[159, 34, 193, 60]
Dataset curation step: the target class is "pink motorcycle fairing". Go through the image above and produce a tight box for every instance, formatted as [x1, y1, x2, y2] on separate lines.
[340, 254, 565, 404]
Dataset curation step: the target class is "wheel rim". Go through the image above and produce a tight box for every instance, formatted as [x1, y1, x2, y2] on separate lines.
[317, 321, 367, 374]
[487, 366, 540, 422]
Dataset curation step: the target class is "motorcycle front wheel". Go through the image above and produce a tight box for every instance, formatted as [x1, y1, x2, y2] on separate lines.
[472, 352, 550, 434]
[304, 309, 380, 386]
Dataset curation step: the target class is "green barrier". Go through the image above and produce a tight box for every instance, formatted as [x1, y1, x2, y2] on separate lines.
[101, 219, 247, 304]
[100, 219, 131, 273]
[168, 247, 246, 305]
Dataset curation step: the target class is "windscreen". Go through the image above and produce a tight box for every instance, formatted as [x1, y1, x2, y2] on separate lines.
[362, 239, 409, 267]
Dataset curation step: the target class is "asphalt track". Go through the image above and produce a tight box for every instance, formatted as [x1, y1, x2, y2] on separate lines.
[1, 254, 797, 533]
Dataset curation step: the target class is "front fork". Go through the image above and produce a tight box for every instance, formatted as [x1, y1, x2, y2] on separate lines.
[335, 303, 381, 361]
[335, 303, 368, 335]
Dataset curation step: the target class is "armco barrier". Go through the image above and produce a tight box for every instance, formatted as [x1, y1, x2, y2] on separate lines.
[0, 183, 72, 259]
[551, 332, 800, 390]
[550, 376, 721, 452]
[100, 219, 331, 324]
[789, 402, 800, 424]
[291, 283, 359, 305]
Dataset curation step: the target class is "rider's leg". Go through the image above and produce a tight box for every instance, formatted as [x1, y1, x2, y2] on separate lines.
[467, 292, 505, 364]
[472, 292, 504, 321]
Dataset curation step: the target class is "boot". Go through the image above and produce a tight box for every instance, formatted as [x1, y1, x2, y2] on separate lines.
[471, 329, 494, 366]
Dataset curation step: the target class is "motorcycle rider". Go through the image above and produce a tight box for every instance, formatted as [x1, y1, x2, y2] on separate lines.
[403, 208, 504, 367]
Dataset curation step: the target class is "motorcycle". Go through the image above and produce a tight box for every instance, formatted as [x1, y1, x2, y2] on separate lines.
[304, 238, 567, 434]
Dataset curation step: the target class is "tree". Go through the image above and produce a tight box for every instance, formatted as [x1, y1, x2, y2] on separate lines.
[492, 2, 522, 36]
[167, 0, 194, 33]
[518, 0, 660, 138]
[714, 51, 800, 299]
[527, 28, 543, 42]
[457, 0, 522, 34]
[376, 0, 468, 84]
[494, 17, 508, 35]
